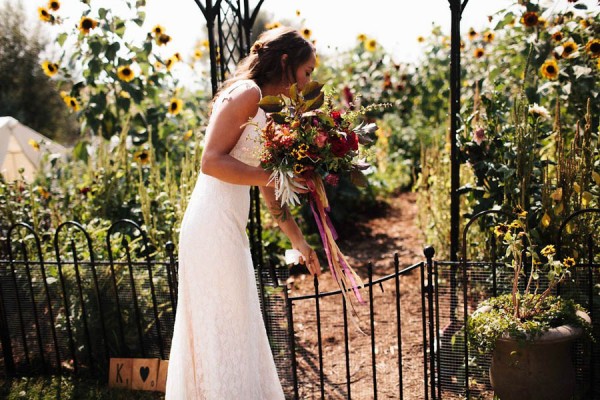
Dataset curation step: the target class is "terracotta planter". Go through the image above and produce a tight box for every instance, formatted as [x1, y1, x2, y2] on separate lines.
[489, 310, 590, 400]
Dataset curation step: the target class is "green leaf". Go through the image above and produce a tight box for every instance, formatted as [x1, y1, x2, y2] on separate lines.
[98, 8, 108, 20]
[57, 33, 68, 47]
[304, 91, 324, 111]
[73, 140, 89, 162]
[574, 3, 587, 9]
[301, 81, 324, 100]
[89, 40, 102, 57]
[105, 42, 120, 61]
[258, 96, 285, 113]
[270, 113, 287, 124]
[133, 11, 145, 26]
[289, 84, 298, 102]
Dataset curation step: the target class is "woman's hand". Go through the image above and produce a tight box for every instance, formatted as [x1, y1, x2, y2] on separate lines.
[292, 239, 322, 276]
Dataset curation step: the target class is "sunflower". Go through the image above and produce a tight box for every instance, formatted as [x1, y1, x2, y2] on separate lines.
[41, 61, 59, 77]
[562, 41, 578, 58]
[193, 48, 203, 60]
[474, 48, 485, 58]
[165, 56, 178, 71]
[551, 31, 563, 42]
[483, 31, 494, 43]
[38, 7, 52, 22]
[47, 0, 60, 11]
[521, 11, 539, 27]
[540, 59, 559, 79]
[201, 39, 209, 48]
[301, 28, 311, 39]
[468, 28, 477, 40]
[183, 130, 194, 141]
[494, 224, 509, 238]
[117, 65, 135, 82]
[365, 38, 377, 52]
[168, 98, 183, 115]
[134, 150, 150, 165]
[357, 33, 367, 42]
[541, 245, 556, 257]
[296, 9, 301, 17]
[585, 39, 600, 58]
[156, 33, 171, 46]
[417, 36, 425, 43]
[563, 257, 576, 268]
[174, 52, 182, 61]
[152, 24, 164, 36]
[64, 96, 80, 112]
[79, 16, 98, 34]
[537, 17, 547, 27]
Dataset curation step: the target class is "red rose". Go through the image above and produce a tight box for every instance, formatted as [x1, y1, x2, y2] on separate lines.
[330, 110, 342, 122]
[329, 135, 349, 157]
[347, 131, 359, 151]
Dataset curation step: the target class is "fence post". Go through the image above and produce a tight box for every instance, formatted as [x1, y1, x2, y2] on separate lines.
[0, 267, 15, 375]
[424, 246, 437, 400]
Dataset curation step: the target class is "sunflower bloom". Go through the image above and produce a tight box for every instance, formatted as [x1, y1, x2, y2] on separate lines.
[134, 150, 150, 165]
[296, 10, 301, 16]
[563, 257, 576, 268]
[540, 59, 559, 79]
[417, 36, 425, 43]
[541, 245, 556, 257]
[483, 31, 494, 43]
[38, 7, 52, 22]
[64, 96, 80, 112]
[165, 56, 178, 71]
[357, 33, 367, 42]
[301, 28, 311, 39]
[183, 130, 193, 141]
[474, 48, 485, 58]
[365, 38, 377, 52]
[494, 224, 509, 238]
[193, 49, 203, 60]
[201, 39, 209, 48]
[117, 65, 135, 82]
[585, 39, 600, 58]
[562, 41, 578, 58]
[521, 11, 539, 27]
[168, 98, 183, 115]
[41, 61, 59, 77]
[152, 25, 164, 36]
[79, 16, 98, 34]
[156, 33, 171, 46]
[551, 31, 563, 42]
[47, 0, 60, 11]
[468, 28, 477, 40]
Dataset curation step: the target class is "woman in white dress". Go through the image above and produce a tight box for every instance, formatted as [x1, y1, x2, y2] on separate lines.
[165, 27, 321, 399]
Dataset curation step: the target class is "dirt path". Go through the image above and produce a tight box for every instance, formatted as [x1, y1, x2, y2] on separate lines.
[285, 192, 431, 399]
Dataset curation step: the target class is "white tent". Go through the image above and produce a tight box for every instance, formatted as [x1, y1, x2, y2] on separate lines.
[0, 116, 68, 182]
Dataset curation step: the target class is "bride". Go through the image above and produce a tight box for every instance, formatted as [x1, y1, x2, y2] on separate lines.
[165, 27, 321, 399]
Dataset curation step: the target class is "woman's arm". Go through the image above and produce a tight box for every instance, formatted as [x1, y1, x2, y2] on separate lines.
[260, 185, 322, 276]
[201, 85, 272, 186]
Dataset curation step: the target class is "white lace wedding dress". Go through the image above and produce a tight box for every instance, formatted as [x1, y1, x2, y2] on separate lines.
[165, 80, 285, 399]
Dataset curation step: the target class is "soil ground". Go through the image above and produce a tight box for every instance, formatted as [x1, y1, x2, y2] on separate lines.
[284, 192, 445, 399]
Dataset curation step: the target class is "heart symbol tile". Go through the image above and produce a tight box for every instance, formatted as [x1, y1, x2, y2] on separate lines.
[140, 366, 150, 382]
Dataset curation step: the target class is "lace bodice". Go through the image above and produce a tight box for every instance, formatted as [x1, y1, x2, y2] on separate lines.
[214, 79, 266, 167]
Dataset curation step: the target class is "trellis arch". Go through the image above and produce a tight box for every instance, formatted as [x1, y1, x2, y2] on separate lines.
[191, 0, 468, 268]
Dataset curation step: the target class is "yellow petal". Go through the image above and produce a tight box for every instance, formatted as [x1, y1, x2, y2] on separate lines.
[566, 223, 573, 234]
[573, 182, 581, 193]
[593, 171, 600, 186]
[541, 212, 551, 228]
[550, 188, 562, 201]
[582, 191, 593, 206]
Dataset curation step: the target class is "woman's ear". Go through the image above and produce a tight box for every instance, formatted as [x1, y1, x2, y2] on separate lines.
[280, 53, 288, 70]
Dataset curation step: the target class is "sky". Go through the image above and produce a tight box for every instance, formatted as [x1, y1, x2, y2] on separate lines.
[4, 0, 598, 77]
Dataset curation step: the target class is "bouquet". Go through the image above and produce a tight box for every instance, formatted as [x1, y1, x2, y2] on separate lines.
[258, 81, 382, 305]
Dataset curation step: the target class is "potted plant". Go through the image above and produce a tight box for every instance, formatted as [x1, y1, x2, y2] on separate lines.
[466, 210, 592, 400]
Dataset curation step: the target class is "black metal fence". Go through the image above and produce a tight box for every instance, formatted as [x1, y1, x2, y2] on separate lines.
[0, 213, 598, 399]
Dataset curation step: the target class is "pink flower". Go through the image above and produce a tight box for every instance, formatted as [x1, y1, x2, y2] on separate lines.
[325, 173, 340, 186]
[473, 127, 486, 145]
[315, 130, 328, 148]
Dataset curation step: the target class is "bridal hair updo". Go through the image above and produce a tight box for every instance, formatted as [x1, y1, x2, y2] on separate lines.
[216, 26, 315, 96]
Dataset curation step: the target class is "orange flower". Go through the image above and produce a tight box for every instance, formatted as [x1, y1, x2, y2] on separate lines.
[79, 16, 98, 34]
[540, 59, 559, 80]
[585, 39, 600, 58]
[474, 48, 485, 58]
